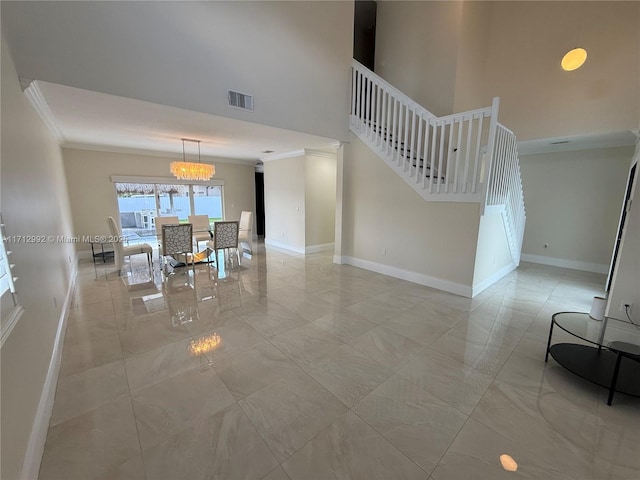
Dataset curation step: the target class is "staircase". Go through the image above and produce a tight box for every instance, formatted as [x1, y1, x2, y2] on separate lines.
[350, 59, 526, 265]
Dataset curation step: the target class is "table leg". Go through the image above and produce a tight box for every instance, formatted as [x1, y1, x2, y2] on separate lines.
[607, 352, 624, 406]
[545, 320, 554, 362]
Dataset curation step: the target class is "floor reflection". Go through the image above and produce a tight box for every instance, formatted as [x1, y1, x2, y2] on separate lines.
[41, 243, 639, 480]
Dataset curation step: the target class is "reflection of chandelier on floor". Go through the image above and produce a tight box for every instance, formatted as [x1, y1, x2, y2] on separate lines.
[170, 138, 215, 181]
[189, 333, 221, 356]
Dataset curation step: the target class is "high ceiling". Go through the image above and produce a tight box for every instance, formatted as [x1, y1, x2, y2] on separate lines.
[1, 1, 354, 159]
[3, 1, 637, 160]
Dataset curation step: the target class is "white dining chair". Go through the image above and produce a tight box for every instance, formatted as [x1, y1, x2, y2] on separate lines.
[207, 221, 240, 267]
[238, 211, 253, 255]
[106, 216, 153, 276]
[161, 223, 194, 273]
[188, 214, 212, 251]
[154, 216, 179, 262]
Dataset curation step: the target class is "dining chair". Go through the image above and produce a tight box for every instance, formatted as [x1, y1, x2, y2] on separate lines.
[238, 210, 253, 255]
[154, 216, 179, 262]
[187, 214, 212, 252]
[106, 216, 153, 276]
[207, 221, 240, 267]
[161, 223, 194, 272]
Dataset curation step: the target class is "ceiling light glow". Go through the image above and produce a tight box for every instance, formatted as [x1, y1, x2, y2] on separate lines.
[561, 48, 587, 71]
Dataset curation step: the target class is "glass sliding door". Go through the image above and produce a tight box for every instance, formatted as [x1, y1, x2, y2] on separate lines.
[114, 181, 224, 248]
[115, 183, 158, 246]
[192, 185, 223, 229]
[156, 184, 191, 222]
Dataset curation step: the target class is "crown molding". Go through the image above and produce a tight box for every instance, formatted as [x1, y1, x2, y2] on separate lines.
[23, 81, 65, 144]
[62, 143, 257, 166]
[260, 149, 306, 162]
[261, 148, 337, 162]
[304, 148, 338, 159]
[517, 130, 637, 155]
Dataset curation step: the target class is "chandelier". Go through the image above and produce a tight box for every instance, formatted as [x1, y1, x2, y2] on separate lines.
[170, 138, 215, 181]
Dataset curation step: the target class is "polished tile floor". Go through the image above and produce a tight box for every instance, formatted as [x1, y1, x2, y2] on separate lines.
[39, 245, 640, 479]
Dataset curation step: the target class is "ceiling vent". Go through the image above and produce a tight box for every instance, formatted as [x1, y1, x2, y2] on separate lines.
[228, 90, 254, 112]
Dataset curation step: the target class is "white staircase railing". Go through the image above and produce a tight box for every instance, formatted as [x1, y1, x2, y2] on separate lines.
[350, 59, 526, 264]
[485, 123, 526, 265]
[350, 60, 492, 202]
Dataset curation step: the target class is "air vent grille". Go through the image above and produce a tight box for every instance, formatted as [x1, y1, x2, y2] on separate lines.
[228, 90, 254, 112]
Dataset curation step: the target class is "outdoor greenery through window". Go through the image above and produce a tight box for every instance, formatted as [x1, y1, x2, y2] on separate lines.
[115, 182, 223, 246]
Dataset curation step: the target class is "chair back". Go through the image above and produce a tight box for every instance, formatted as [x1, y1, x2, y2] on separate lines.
[106, 216, 124, 269]
[188, 215, 211, 234]
[162, 224, 193, 256]
[154, 216, 180, 237]
[239, 211, 253, 232]
[212, 221, 239, 250]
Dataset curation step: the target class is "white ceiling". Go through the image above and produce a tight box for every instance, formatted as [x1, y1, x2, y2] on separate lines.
[27, 79, 637, 164]
[28, 80, 339, 164]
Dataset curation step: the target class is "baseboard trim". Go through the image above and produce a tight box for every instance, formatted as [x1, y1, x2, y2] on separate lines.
[472, 262, 517, 297]
[264, 239, 305, 255]
[20, 256, 78, 480]
[340, 255, 472, 297]
[333, 255, 345, 265]
[520, 253, 608, 274]
[305, 242, 335, 254]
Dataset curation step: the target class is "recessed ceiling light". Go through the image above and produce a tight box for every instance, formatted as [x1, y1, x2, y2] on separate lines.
[561, 47, 587, 71]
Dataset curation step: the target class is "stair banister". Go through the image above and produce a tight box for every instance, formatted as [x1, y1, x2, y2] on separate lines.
[480, 97, 500, 215]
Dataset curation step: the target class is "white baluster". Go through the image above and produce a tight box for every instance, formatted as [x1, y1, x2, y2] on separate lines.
[453, 117, 463, 193]
[471, 115, 484, 194]
[421, 116, 430, 186]
[437, 121, 446, 193]
[415, 114, 423, 182]
[403, 105, 410, 169]
[409, 109, 417, 174]
[392, 97, 399, 161]
[429, 120, 437, 193]
[462, 114, 473, 193]
[351, 67, 356, 119]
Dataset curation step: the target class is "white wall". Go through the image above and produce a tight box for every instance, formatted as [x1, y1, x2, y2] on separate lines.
[2, 1, 354, 142]
[473, 208, 514, 294]
[453, 1, 493, 112]
[484, 1, 639, 140]
[263, 151, 337, 254]
[519, 146, 634, 272]
[606, 150, 639, 323]
[375, 1, 639, 141]
[63, 149, 256, 252]
[1, 39, 76, 480]
[263, 155, 307, 253]
[305, 154, 337, 248]
[375, 1, 462, 116]
[342, 133, 480, 295]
